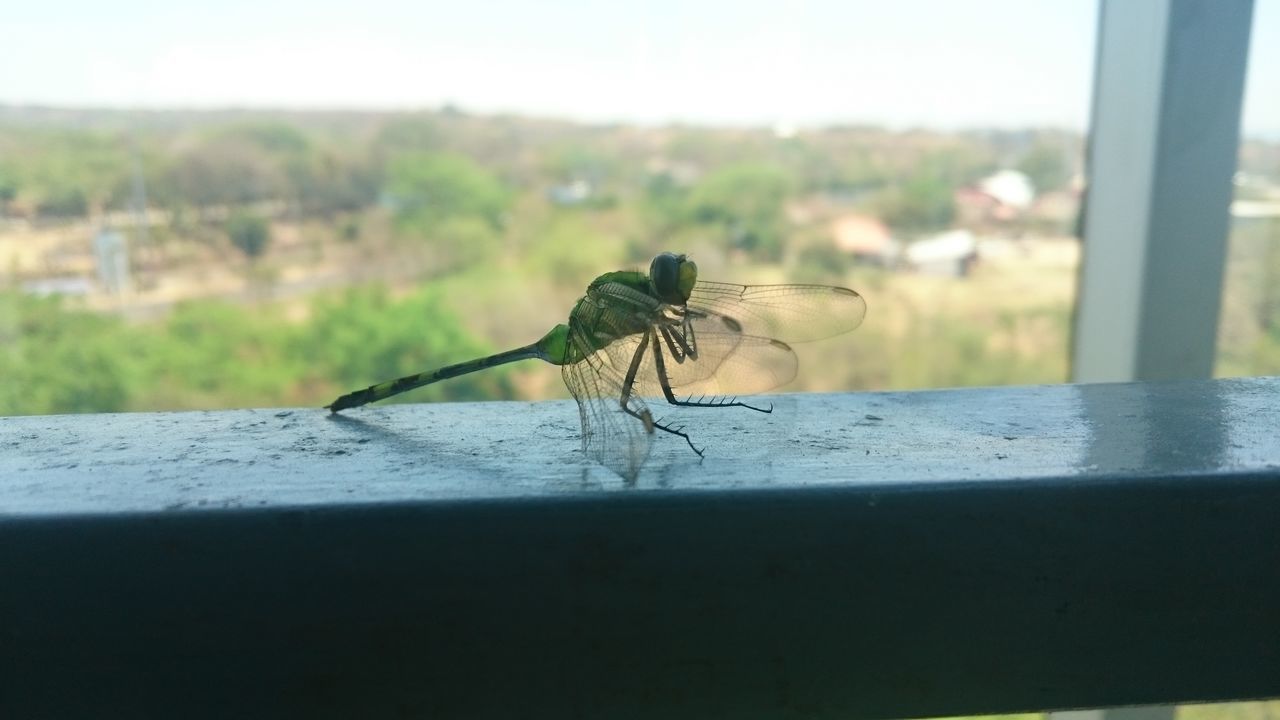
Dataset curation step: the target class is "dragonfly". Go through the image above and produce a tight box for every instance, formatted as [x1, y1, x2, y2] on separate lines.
[326, 252, 866, 480]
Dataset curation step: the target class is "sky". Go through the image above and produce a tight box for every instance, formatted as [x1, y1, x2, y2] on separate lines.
[2, 0, 1277, 136]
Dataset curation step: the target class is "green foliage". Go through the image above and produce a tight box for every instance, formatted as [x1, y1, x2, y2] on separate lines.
[1016, 142, 1070, 193]
[302, 285, 513, 404]
[796, 137, 889, 195]
[876, 173, 955, 233]
[430, 216, 505, 269]
[340, 217, 361, 242]
[830, 299, 1070, 391]
[686, 163, 794, 261]
[543, 144, 619, 185]
[0, 161, 18, 203]
[372, 117, 442, 163]
[0, 285, 509, 415]
[152, 121, 374, 216]
[525, 213, 626, 289]
[136, 300, 304, 409]
[36, 186, 90, 217]
[226, 212, 271, 259]
[873, 147, 994, 233]
[385, 152, 509, 234]
[0, 128, 129, 217]
[217, 122, 312, 155]
[640, 171, 688, 237]
[1178, 701, 1280, 720]
[0, 112, 1123, 416]
[1217, 217, 1280, 377]
[793, 243, 851, 284]
[0, 293, 134, 414]
[162, 138, 284, 208]
[298, 150, 380, 216]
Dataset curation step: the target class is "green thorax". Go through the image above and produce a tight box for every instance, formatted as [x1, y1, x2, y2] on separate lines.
[535, 270, 659, 366]
[534, 254, 698, 367]
[575, 269, 661, 356]
[586, 269, 652, 296]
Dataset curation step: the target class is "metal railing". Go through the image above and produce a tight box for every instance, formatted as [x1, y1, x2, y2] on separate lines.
[3, 378, 1279, 719]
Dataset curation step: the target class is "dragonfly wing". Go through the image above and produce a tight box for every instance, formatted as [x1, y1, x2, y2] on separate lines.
[602, 321, 799, 401]
[598, 312, 736, 385]
[562, 325, 654, 482]
[687, 281, 867, 343]
[669, 332, 798, 396]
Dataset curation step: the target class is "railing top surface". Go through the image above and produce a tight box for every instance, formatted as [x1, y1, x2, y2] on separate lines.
[5, 377, 1280, 718]
[3, 376, 1278, 516]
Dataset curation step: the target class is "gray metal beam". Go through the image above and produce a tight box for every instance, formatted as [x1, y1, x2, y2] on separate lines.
[3, 381, 1280, 719]
[1074, 0, 1254, 382]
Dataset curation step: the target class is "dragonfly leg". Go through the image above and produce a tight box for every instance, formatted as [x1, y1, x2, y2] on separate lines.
[657, 318, 697, 363]
[618, 328, 704, 456]
[650, 329, 773, 414]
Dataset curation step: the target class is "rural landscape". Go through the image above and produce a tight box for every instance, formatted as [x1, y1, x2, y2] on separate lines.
[1, 106, 1277, 416]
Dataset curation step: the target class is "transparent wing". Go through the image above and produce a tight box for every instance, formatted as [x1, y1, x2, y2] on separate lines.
[687, 282, 867, 343]
[597, 311, 740, 387]
[562, 323, 654, 483]
[601, 323, 799, 402]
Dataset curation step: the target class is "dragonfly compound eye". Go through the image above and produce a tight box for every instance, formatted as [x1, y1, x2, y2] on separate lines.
[649, 252, 690, 305]
[677, 257, 697, 302]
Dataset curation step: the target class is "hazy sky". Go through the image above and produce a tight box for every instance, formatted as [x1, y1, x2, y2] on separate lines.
[3, 0, 1277, 135]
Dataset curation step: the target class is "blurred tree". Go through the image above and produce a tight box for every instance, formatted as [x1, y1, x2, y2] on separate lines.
[1016, 141, 1070, 194]
[431, 216, 504, 270]
[640, 170, 687, 240]
[385, 152, 509, 234]
[0, 161, 21, 206]
[159, 122, 372, 215]
[874, 146, 994, 233]
[876, 173, 955, 232]
[685, 163, 794, 261]
[373, 117, 442, 162]
[794, 242, 851, 284]
[35, 187, 89, 218]
[221, 122, 311, 155]
[226, 212, 271, 260]
[526, 213, 624, 289]
[0, 293, 134, 414]
[163, 139, 285, 209]
[797, 131, 893, 195]
[303, 285, 513, 403]
[13, 130, 130, 218]
[542, 144, 619, 184]
[148, 301, 298, 404]
[211, 124, 378, 215]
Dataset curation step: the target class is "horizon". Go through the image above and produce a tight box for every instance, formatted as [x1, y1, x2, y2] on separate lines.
[0, 101, 1096, 135]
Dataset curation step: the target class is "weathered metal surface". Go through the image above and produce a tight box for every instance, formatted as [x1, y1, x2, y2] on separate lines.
[2, 378, 1279, 719]
[4, 378, 1279, 513]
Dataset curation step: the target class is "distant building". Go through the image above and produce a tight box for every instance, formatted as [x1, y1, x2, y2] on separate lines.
[831, 213, 900, 265]
[955, 169, 1036, 227]
[980, 170, 1035, 209]
[547, 180, 594, 206]
[904, 229, 978, 277]
[1231, 199, 1280, 222]
[954, 187, 1003, 226]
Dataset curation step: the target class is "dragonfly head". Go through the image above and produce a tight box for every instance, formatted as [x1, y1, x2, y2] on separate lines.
[649, 252, 698, 305]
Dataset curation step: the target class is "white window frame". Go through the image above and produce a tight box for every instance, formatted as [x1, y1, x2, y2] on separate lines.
[1072, 0, 1255, 382]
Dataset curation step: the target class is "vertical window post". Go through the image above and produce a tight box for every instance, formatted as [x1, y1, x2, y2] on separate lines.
[1073, 0, 1254, 382]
